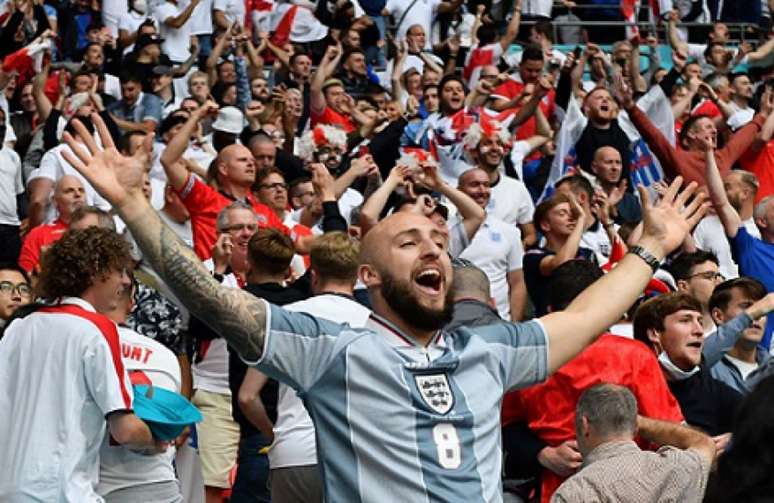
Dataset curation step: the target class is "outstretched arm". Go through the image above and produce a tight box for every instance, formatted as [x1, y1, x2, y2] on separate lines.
[61, 114, 268, 363]
[704, 139, 742, 238]
[539, 178, 707, 373]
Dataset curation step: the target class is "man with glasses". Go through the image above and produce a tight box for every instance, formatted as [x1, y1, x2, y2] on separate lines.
[254, 168, 314, 274]
[0, 264, 31, 335]
[668, 251, 724, 333]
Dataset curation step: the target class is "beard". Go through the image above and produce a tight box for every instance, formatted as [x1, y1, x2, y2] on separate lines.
[381, 272, 453, 332]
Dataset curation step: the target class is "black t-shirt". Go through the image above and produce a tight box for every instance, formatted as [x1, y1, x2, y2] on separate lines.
[668, 366, 743, 436]
[523, 246, 596, 316]
[227, 282, 309, 437]
[573, 121, 632, 179]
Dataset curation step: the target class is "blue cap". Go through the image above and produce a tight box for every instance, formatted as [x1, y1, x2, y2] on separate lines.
[132, 385, 203, 440]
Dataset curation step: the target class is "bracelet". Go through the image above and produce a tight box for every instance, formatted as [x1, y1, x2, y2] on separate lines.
[628, 245, 660, 273]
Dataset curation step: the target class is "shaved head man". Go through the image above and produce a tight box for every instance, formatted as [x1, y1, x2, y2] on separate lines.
[360, 213, 454, 334]
[17, 175, 87, 273]
[62, 112, 706, 503]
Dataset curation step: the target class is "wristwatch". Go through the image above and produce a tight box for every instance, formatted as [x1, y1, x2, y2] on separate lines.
[628, 246, 660, 273]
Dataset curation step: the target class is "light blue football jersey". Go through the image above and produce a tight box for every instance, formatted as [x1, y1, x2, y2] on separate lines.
[247, 301, 548, 502]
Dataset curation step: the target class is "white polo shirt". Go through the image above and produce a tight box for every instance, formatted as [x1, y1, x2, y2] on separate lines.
[458, 215, 524, 320]
[269, 294, 372, 469]
[98, 326, 182, 497]
[0, 297, 133, 502]
[487, 173, 534, 228]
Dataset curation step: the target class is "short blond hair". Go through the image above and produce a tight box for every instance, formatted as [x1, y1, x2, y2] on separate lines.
[247, 228, 295, 275]
[310, 232, 360, 282]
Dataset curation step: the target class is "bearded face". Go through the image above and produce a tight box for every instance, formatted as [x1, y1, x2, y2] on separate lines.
[381, 268, 454, 332]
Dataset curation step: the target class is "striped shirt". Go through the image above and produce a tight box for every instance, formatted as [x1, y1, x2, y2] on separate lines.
[248, 302, 549, 502]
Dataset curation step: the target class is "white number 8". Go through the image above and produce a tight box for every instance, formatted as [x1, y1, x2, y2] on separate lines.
[433, 423, 461, 469]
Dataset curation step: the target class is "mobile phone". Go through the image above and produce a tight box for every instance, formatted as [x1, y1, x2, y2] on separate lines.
[573, 45, 582, 58]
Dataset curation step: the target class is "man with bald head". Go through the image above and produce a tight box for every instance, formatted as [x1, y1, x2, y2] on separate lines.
[61, 112, 708, 503]
[18, 175, 86, 273]
[590, 146, 641, 224]
[159, 102, 289, 259]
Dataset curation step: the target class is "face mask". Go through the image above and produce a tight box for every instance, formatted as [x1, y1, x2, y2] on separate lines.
[658, 351, 700, 381]
[132, 0, 147, 14]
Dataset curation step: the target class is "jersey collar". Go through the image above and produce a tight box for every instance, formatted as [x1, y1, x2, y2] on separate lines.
[59, 296, 97, 312]
[367, 313, 446, 349]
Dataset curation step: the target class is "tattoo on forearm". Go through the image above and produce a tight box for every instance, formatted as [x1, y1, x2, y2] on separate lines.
[131, 207, 267, 361]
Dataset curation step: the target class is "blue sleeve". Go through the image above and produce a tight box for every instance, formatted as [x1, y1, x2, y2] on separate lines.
[142, 95, 162, 123]
[729, 226, 754, 266]
[234, 57, 250, 111]
[701, 312, 753, 368]
[472, 319, 549, 391]
[248, 301, 356, 392]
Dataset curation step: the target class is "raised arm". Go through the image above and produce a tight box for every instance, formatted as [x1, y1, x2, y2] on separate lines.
[539, 178, 707, 373]
[703, 139, 742, 238]
[666, 10, 689, 56]
[161, 100, 219, 191]
[499, 0, 521, 52]
[360, 164, 410, 235]
[61, 114, 269, 363]
[163, 0, 200, 29]
[538, 195, 587, 277]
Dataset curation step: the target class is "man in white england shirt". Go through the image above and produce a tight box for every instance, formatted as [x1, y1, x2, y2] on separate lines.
[457, 168, 527, 321]
[0, 227, 159, 501]
[99, 280, 184, 503]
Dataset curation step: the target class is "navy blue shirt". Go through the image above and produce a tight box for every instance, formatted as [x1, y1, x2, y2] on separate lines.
[730, 226, 774, 348]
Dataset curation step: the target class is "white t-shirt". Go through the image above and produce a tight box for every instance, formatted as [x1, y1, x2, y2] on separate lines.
[97, 326, 181, 497]
[0, 147, 23, 225]
[487, 172, 534, 227]
[269, 294, 372, 469]
[522, 0, 553, 17]
[458, 215, 524, 320]
[155, 0, 192, 62]
[191, 259, 239, 394]
[28, 144, 112, 223]
[119, 11, 153, 54]
[0, 297, 133, 502]
[725, 354, 759, 381]
[213, 0, 245, 25]
[384, 0, 441, 48]
[189, 0, 213, 35]
[338, 187, 364, 225]
[693, 214, 760, 279]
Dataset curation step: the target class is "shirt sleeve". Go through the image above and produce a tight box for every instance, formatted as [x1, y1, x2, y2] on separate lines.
[84, 334, 134, 415]
[26, 149, 59, 183]
[514, 180, 534, 224]
[728, 226, 754, 266]
[631, 344, 684, 423]
[142, 95, 162, 123]
[506, 226, 524, 271]
[248, 301, 355, 392]
[471, 319, 549, 391]
[178, 174, 217, 216]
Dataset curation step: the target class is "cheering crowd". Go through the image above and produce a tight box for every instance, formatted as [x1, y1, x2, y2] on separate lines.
[1, 0, 774, 501]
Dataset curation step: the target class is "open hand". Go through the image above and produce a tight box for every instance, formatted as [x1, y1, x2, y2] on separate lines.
[61, 113, 153, 210]
[636, 176, 708, 259]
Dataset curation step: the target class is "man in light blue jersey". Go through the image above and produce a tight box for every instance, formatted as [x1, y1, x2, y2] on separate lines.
[61, 114, 708, 503]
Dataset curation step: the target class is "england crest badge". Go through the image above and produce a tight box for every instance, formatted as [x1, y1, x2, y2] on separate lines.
[415, 374, 454, 415]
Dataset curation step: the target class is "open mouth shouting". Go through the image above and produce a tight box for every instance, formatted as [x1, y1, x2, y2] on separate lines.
[413, 267, 444, 297]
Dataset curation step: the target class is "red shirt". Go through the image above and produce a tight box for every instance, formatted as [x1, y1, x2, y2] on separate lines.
[740, 140, 774, 203]
[502, 334, 683, 502]
[310, 106, 355, 133]
[18, 219, 69, 273]
[491, 75, 555, 161]
[178, 175, 289, 260]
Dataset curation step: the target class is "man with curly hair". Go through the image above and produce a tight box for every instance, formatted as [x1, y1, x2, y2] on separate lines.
[0, 227, 162, 501]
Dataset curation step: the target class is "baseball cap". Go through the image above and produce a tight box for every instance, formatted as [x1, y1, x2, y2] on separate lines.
[132, 385, 203, 440]
[151, 65, 174, 77]
[135, 34, 164, 51]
